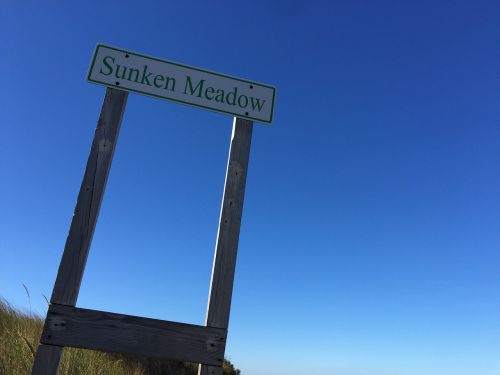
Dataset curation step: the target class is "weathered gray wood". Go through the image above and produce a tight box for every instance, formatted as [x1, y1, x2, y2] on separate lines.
[51, 88, 128, 305]
[31, 345, 63, 375]
[32, 97, 253, 375]
[32, 88, 128, 375]
[206, 117, 253, 328]
[199, 117, 253, 375]
[40, 304, 227, 366]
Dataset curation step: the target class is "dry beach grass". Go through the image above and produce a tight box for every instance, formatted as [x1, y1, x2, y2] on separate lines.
[0, 298, 240, 375]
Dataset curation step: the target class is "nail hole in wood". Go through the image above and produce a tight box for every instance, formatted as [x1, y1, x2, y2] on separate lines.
[115, 81, 120, 85]
[249, 85, 253, 89]
[125, 54, 129, 58]
[245, 112, 249, 116]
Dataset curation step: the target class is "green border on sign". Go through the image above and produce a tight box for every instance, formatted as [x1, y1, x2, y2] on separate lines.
[87, 44, 276, 124]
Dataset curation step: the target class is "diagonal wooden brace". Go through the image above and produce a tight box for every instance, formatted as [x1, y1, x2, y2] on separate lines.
[32, 88, 128, 375]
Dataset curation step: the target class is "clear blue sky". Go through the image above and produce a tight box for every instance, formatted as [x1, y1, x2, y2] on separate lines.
[1, 1, 500, 374]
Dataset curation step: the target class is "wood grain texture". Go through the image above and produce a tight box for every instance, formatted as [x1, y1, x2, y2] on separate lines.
[41, 304, 227, 366]
[199, 117, 253, 375]
[31, 345, 63, 375]
[205, 117, 253, 328]
[32, 88, 128, 375]
[51, 88, 128, 305]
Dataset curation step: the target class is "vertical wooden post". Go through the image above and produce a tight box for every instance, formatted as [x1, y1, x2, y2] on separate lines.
[199, 117, 253, 375]
[32, 88, 128, 375]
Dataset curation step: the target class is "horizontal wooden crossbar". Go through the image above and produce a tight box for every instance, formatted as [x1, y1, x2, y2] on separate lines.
[41, 304, 226, 366]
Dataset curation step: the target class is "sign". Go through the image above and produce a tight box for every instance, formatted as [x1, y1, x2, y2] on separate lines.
[88, 44, 276, 124]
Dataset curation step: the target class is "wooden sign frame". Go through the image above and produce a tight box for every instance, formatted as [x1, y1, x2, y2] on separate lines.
[31, 87, 254, 375]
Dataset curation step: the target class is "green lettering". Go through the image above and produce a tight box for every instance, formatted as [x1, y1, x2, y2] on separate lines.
[226, 87, 238, 105]
[164, 77, 176, 91]
[237, 94, 248, 108]
[140, 65, 152, 86]
[250, 97, 266, 111]
[127, 68, 140, 82]
[205, 86, 215, 100]
[215, 89, 225, 103]
[115, 65, 127, 79]
[184, 76, 204, 97]
[99, 56, 114, 76]
[154, 74, 164, 88]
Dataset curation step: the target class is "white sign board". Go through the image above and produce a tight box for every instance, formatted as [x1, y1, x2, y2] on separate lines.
[88, 44, 276, 124]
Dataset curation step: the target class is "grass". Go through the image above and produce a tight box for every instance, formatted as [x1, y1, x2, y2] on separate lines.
[0, 298, 240, 375]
